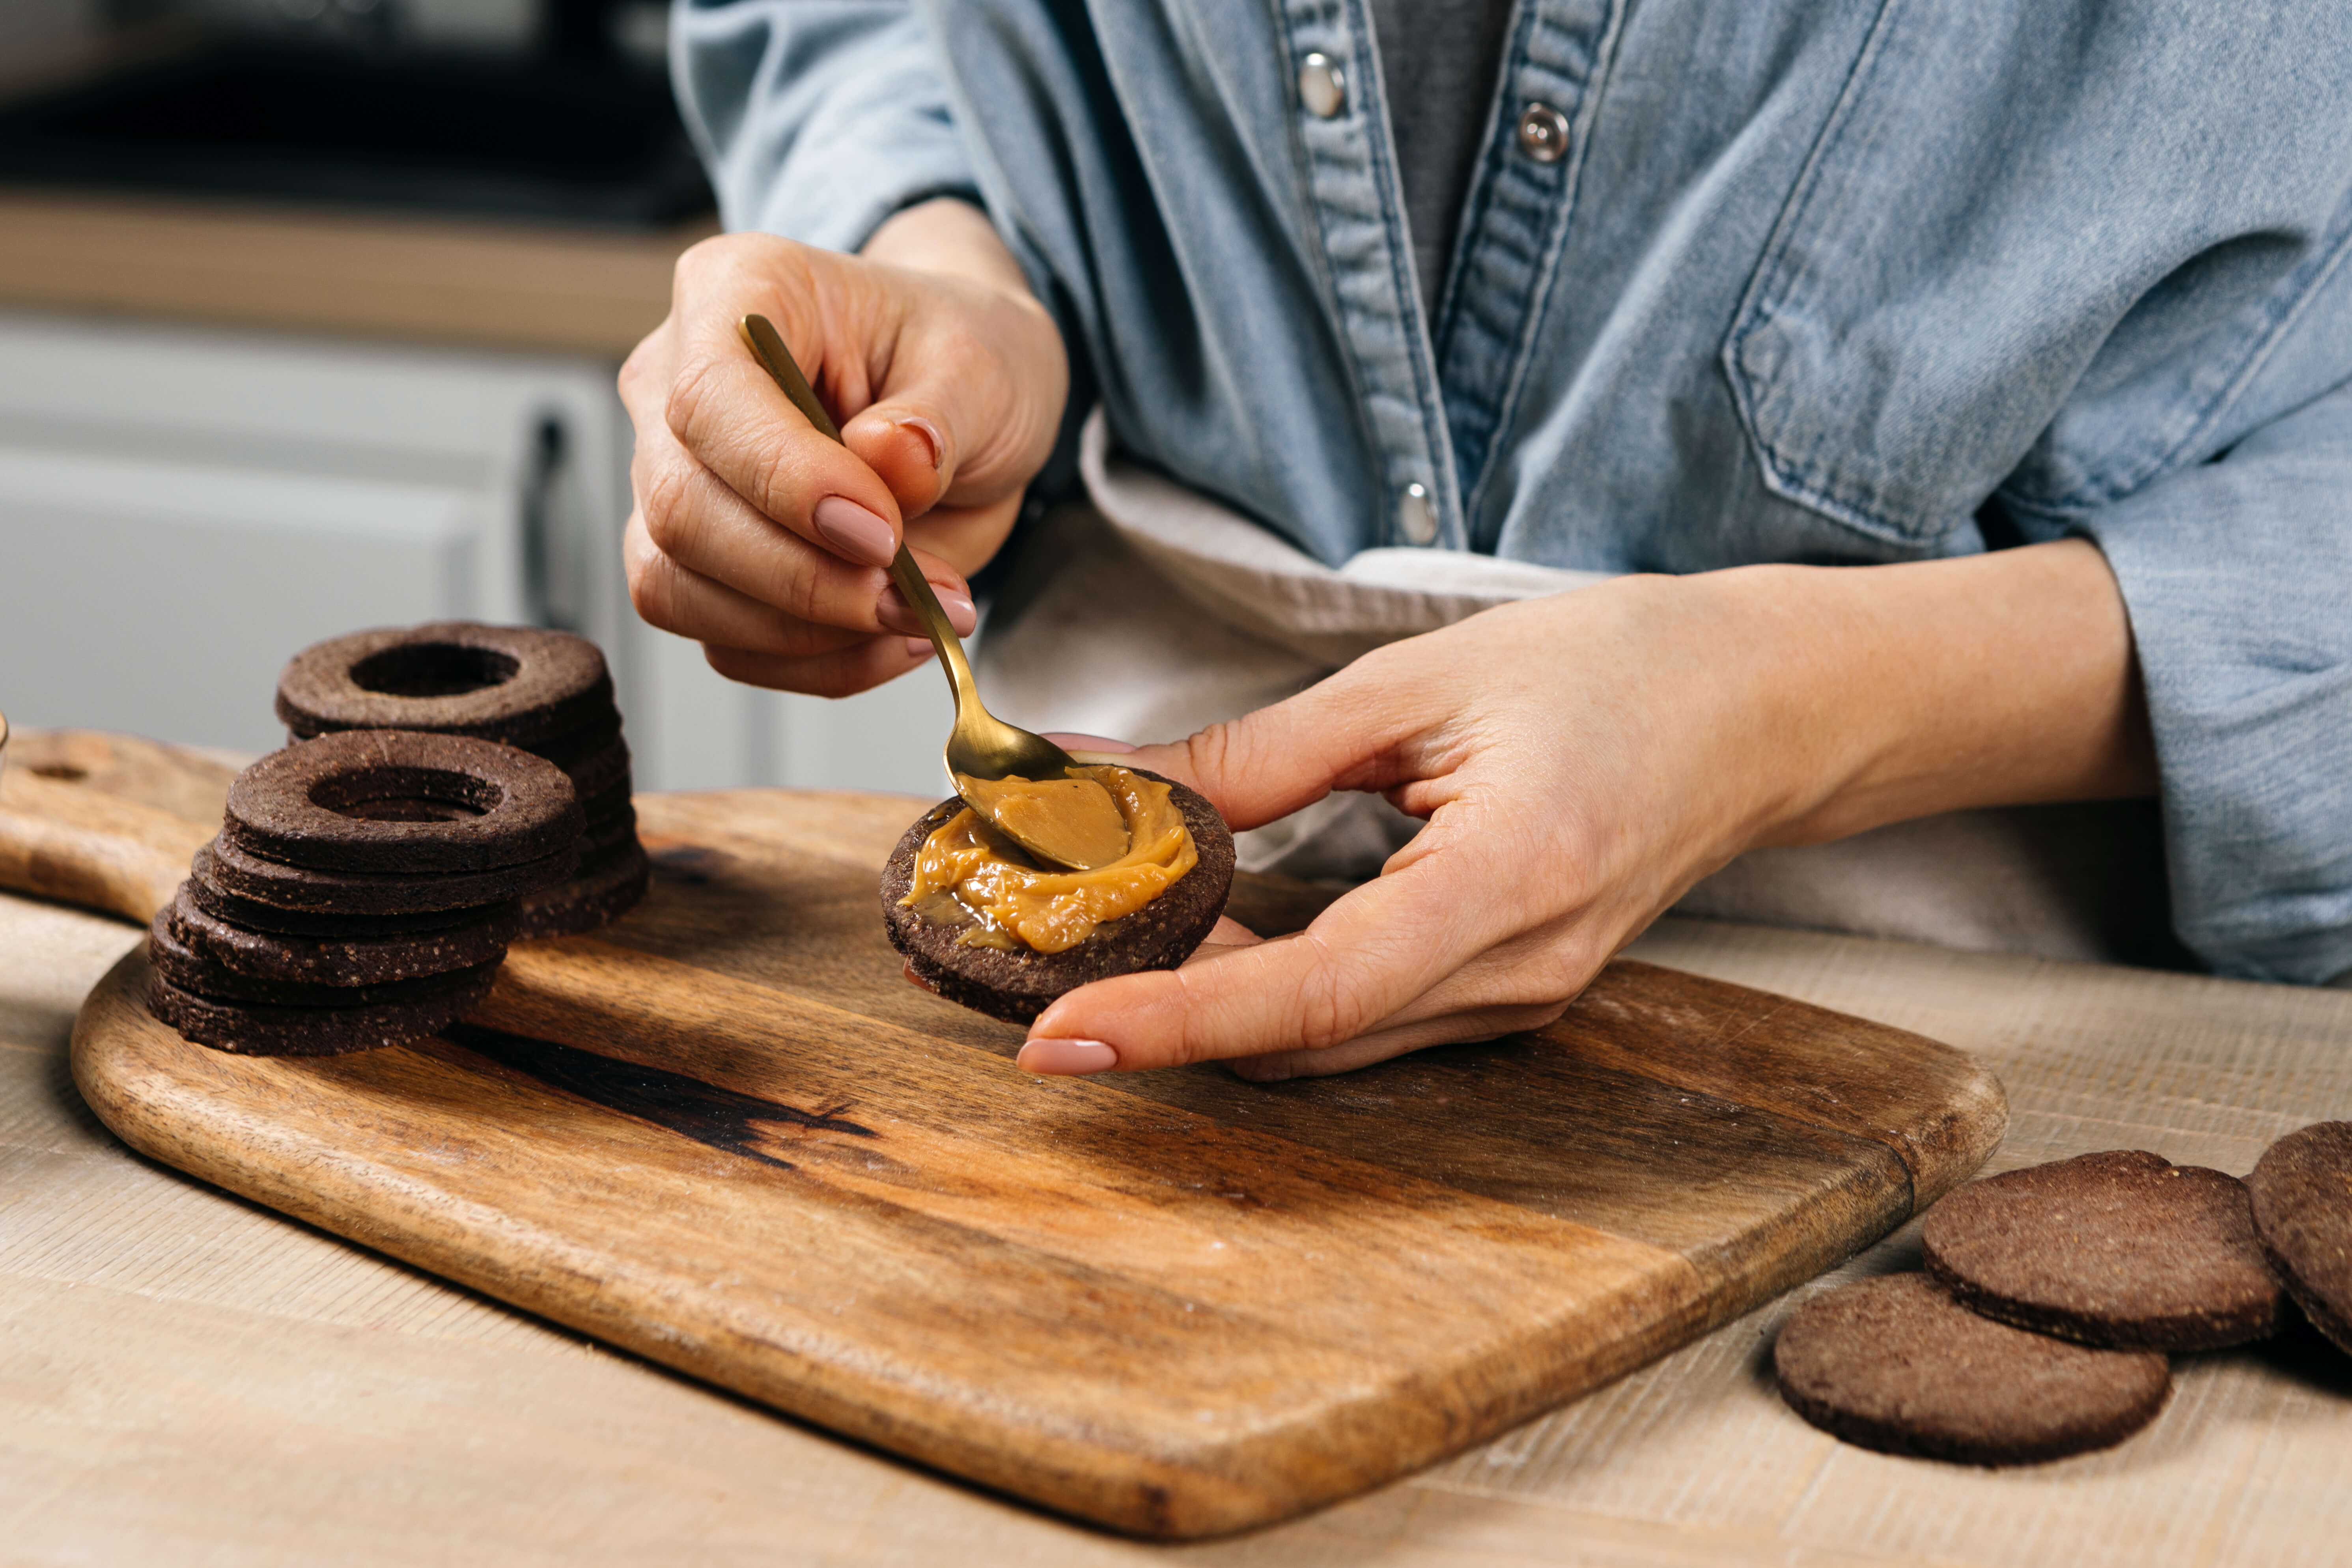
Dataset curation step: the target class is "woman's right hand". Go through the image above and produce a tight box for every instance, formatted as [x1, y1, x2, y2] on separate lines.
[619, 200, 1069, 696]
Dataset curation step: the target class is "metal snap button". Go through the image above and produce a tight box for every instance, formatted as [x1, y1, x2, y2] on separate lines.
[1298, 52, 1347, 118]
[1517, 102, 1570, 163]
[1397, 481, 1437, 544]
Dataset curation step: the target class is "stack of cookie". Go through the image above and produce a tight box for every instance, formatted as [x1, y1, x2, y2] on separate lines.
[1776, 1134, 2352, 1465]
[148, 730, 584, 1055]
[274, 622, 648, 937]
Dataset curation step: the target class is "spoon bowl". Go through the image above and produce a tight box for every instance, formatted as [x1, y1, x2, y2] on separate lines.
[736, 316, 1129, 871]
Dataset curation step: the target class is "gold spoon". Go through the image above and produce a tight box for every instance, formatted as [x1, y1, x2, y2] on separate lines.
[735, 315, 1129, 872]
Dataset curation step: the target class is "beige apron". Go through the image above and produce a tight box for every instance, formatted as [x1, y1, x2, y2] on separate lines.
[976, 411, 2182, 968]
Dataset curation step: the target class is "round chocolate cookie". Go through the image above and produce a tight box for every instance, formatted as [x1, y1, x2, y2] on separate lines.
[147, 963, 500, 1057]
[164, 881, 514, 986]
[534, 713, 623, 770]
[880, 771, 1236, 1025]
[580, 780, 635, 828]
[2244, 1121, 2352, 1357]
[1775, 1273, 2171, 1466]
[203, 830, 577, 917]
[554, 733, 633, 803]
[149, 915, 502, 1009]
[222, 730, 583, 875]
[513, 839, 651, 939]
[185, 844, 491, 937]
[277, 622, 614, 749]
[1922, 1149, 2284, 1350]
[582, 802, 638, 854]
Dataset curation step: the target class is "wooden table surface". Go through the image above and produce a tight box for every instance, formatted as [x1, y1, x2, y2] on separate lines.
[0, 186, 707, 357]
[6, 881, 2351, 1566]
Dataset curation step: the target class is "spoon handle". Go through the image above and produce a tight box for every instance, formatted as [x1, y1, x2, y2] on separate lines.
[735, 314, 986, 714]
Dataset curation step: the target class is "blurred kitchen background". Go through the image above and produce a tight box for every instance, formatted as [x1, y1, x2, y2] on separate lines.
[0, 0, 950, 793]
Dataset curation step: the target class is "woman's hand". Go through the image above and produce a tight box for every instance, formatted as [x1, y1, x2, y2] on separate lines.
[1016, 541, 2156, 1080]
[620, 200, 1068, 696]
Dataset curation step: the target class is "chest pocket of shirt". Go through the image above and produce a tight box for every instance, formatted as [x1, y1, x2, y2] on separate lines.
[1721, 0, 2352, 550]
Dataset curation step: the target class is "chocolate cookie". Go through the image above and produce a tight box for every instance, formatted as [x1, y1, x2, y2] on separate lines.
[185, 845, 489, 937]
[164, 881, 514, 986]
[1774, 1273, 2172, 1465]
[222, 730, 583, 875]
[1923, 1149, 2285, 1350]
[149, 915, 501, 1008]
[513, 839, 651, 939]
[534, 713, 624, 770]
[147, 963, 500, 1057]
[554, 734, 633, 803]
[881, 771, 1236, 1025]
[582, 802, 638, 853]
[278, 622, 614, 748]
[203, 830, 577, 916]
[580, 781, 635, 827]
[2245, 1122, 2352, 1357]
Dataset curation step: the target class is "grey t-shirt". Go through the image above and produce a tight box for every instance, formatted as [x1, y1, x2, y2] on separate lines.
[1368, 0, 1514, 323]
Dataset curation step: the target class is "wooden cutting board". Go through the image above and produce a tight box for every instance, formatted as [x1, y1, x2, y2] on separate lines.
[12, 730, 2006, 1538]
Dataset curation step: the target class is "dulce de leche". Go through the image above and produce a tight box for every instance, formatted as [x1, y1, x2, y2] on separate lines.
[905, 767, 1197, 953]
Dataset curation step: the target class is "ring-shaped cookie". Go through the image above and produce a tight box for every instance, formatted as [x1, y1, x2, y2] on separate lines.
[277, 622, 614, 748]
[149, 915, 503, 1008]
[222, 730, 584, 875]
[515, 839, 653, 939]
[187, 845, 490, 937]
[164, 881, 516, 986]
[147, 963, 501, 1057]
[204, 830, 579, 916]
[560, 735, 634, 803]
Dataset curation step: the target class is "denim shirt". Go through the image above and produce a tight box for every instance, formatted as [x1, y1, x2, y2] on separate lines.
[672, 0, 2352, 985]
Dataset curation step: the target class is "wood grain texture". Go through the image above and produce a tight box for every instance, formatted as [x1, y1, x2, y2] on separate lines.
[44, 750, 2005, 1538]
[0, 730, 227, 923]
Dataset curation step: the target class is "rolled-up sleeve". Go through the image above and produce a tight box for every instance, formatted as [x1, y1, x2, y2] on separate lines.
[2079, 377, 2352, 985]
[670, 0, 980, 254]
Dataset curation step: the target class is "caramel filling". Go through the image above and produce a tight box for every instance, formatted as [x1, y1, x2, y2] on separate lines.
[905, 766, 1197, 954]
[954, 771, 1130, 870]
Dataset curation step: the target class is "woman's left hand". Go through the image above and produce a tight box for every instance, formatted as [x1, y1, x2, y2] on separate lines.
[1015, 542, 2154, 1080]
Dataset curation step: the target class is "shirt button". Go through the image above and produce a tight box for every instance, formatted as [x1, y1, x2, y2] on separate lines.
[1298, 52, 1347, 118]
[1397, 481, 1437, 544]
[1517, 102, 1570, 163]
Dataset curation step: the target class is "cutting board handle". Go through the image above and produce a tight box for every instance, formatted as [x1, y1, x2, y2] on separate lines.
[0, 730, 231, 925]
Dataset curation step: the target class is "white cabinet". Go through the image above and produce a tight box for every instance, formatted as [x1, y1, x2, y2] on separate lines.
[0, 310, 947, 796]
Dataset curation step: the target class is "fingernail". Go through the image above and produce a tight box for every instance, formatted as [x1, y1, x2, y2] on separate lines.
[903, 637, 934, 659]
[877, 584, 977, 637]
[812, 496, 897, 567]
[1017, 1038, 1118, 1075]
[1041, 732, 1137, 754]
[876, 586, 920, 635]
[936, 588, 978, 636]
[895, 416, 945, 470]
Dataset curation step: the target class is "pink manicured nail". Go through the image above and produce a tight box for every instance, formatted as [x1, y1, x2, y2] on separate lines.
[812, 496, 897, 567]
[878, 584, 977, 637]
[1041, 732, 1137, 754]
[875, 588, 919, 635]
[935, 588, 977, 635]
[903, 637, 934, 659]
[1018, 1038, 1118, 1075]
[894, 416, 945, 470]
